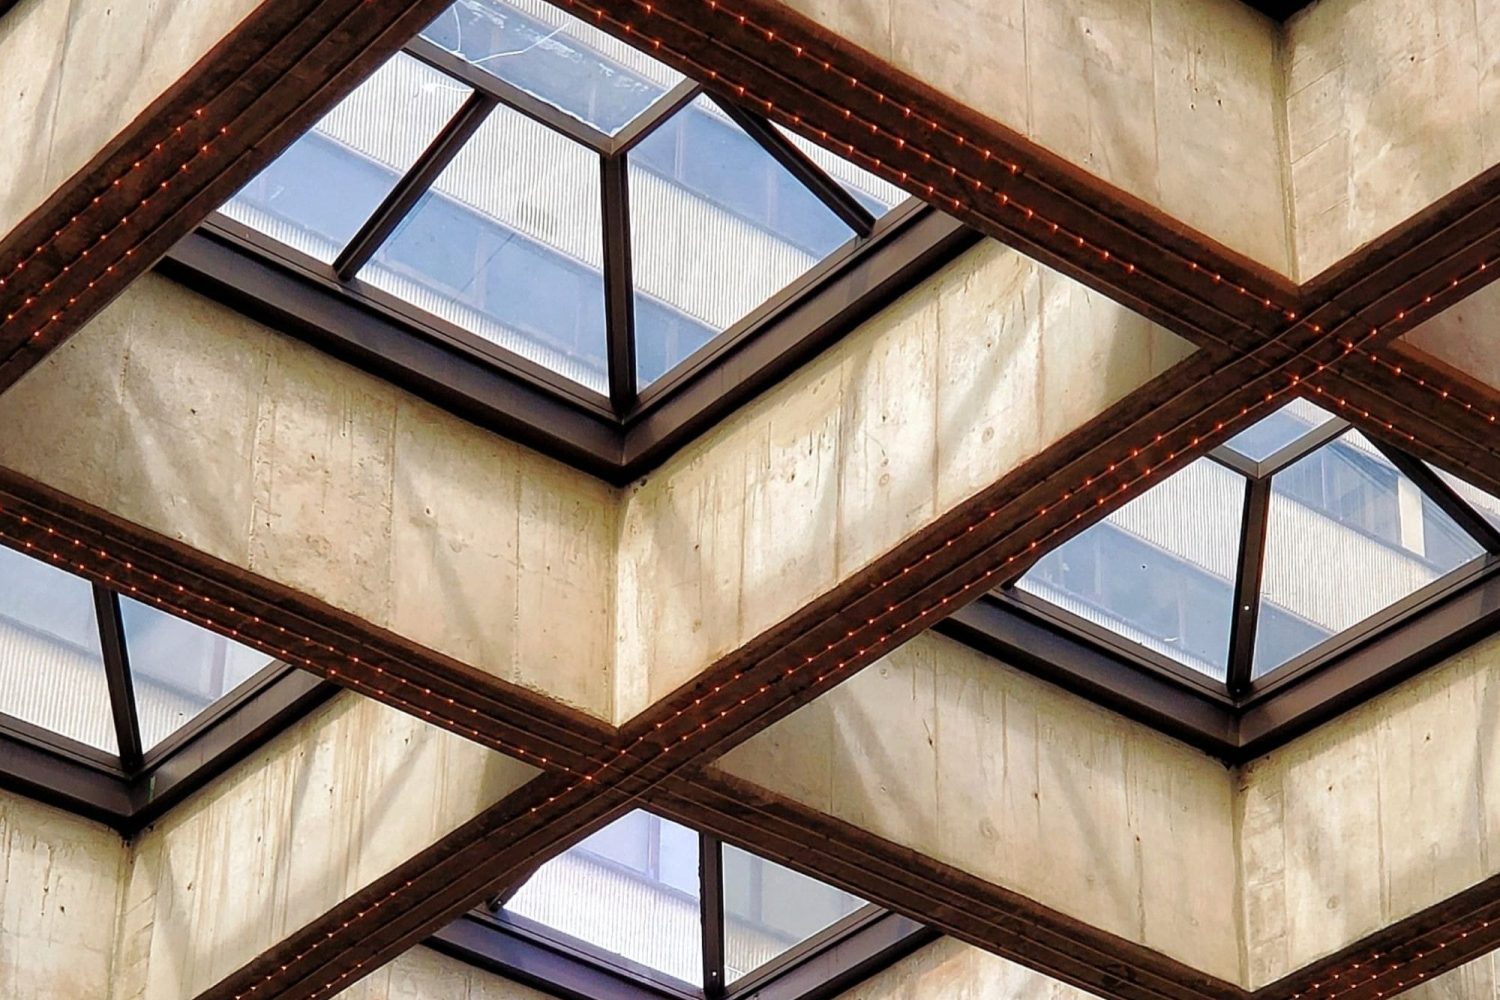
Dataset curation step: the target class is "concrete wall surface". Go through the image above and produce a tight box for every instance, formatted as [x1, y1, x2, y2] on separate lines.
[0, 274, 621, 720]
[1283, 0, 1500, 279]
[1400, 279, 1500, 394]
[0, 0, 262, 245]
[330, 945, 555, 1000]
[0, 247, 1191, 729]
[714, 631, 1242, 982]
[614, 238, 1194, 721]
[108, 690, 537, 1000]
[833, 935, 1096, 999]
[0, 793, 126, 1000]
[772, 0, 1291, 274]
[1238, 630, 1500, 989]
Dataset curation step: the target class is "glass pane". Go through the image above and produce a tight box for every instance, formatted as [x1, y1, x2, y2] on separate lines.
[0, 548, 115, 753]
[723, 845, 867, 984]
[1429, 462, 1500, 532]
[505, 810, 702, 986]
[358, 101, 609, 393]
[421, 0, 684, 136]
[120, 597, 277, 751]
[220, 52, 470, 263]
[774, 123, 909, 218]
[1253, 431, 1484, 676]
[630, 95, 856, 388]
[1016, 459, 1245, 680]
[1223, 398, 1338, 463]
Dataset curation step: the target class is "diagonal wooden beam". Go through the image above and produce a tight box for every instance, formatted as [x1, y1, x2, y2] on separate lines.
[655, 768, 1500, 1000]
[654, 771, 1242, 1000]
[0, 0, 458, 394]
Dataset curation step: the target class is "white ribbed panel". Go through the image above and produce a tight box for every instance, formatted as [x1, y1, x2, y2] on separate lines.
[318, 53, 471, 177]
[1259, 490, 1450, 634]
[1021, 579, 1226, 679]
[777, 124, 910, 212]
[507, 852, 809, 987]
[1106, 458, 1245, 583]
[0, 618, 116, 752]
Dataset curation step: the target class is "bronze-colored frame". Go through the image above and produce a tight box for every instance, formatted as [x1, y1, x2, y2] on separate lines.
[426, 821, 936, 1000]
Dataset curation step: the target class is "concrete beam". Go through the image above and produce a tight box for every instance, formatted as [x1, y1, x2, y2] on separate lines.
[0, 0, 264, 243]
[613, 238, 1194, 721]
[831, 935, 1099, 999]
[1239, 629, 1500, 989]
[0, 274, 620, 723]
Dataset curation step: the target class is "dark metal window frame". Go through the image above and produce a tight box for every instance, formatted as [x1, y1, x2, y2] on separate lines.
[0, 656, 336, 834]
[428, 824, 936, 1000]
[0, 569, 336, 833]
[947, 420, 1500, 763]
[155, 12, 979, 485]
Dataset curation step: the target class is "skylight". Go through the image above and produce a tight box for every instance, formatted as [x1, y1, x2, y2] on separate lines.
[212, 0, 912, 406]
[1012, 400, 1500, 693]
[0, 543, 279, 767]
[493, 809, 874, 994]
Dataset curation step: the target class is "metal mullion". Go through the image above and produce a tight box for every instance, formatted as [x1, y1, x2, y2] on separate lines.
[1226, 476, 1273, 697]
[602, 152, 638, 414]
[701, 833, 727, 999]
[333, 91, 498, 281]
[711, 98, 876, 238]
[403, 37, 614, 152]
[1374, 440, 1500, 553]
[1255, 414, 1352, 479]
[93, 587, 144, 772]
[610, 79, 702, 156]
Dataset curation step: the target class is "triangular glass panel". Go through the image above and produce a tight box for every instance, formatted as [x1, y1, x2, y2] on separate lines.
[629, 94, 857, 389]
[773, 123, 909, 219]
[420, 0, 685, 136]
[0, 547, 116, 753]
[1429, 462, 1500, 531]
[1253, 430, 1485, 677]
[1223, 398, 1338, 464]
[723, 844, 868, 985]
[220, 52, 471, 264]
[1016, 458, 1246, 681]
[503, 809, 703, 987]
[120, 597, 277, 752]
[357, 99, 609, 394]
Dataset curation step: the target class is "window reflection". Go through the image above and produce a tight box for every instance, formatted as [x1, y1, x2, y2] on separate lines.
[421, 0, 684, 135]
[1017, 421, 1494, 686]
[1223, 398, 1337, 463]
[120, 597, 275, 751]
[221, 53, 469, 263]
[358, 101, 611, 393]
[1018, 459, 1243, 679]
[723, 846, 867, 983]
[0, 547, 115, 752]
[630, 96, 854, 387]
[504, 809, 704, 986]
[1252, 432, 1483, 676]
